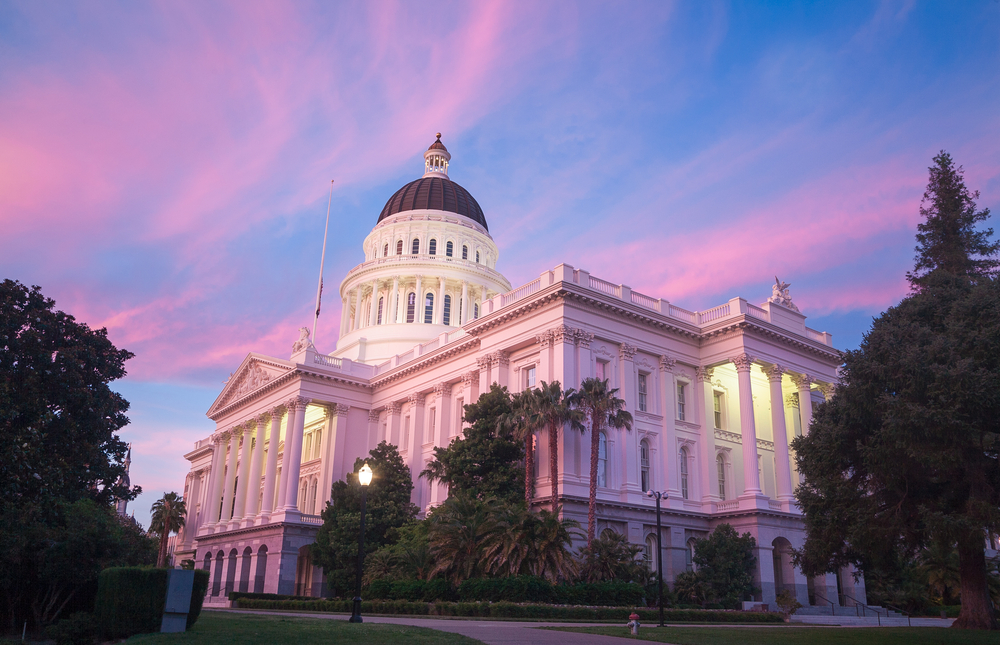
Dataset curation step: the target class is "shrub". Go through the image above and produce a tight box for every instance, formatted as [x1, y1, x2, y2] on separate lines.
[390, 578, 426, 600]
[188, 569, 210, 629]
[45, 612, 98, 645]
[95, 567, 169, 639]
[367, 579, 393, 600]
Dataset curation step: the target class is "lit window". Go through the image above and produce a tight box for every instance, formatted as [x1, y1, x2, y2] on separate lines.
[443, 295, 452, 326]
[475, 250, 480, 263]
[680, 447, 689, 500]
[424, 293, 434, 324]
[376, 297, 383, 325]
[396, 240, 403, 255]
[640, 440, 650, 492]
[638, 373, 648, 412]
[526, 366, 536, 388]
[645, 535, 657, 571]
[429, 239, 437, 255]
[677, 382, 686, 421]
[446, 241, 453, 257]
[406, 292, 416, 323]
[411, 238, 419, 254]
[462, 245, 468, 260]
[713, 391, 724, 429]
[717, 453, 726, 500]
[595, 360, 607, 381]
[597, 432, 608, 487]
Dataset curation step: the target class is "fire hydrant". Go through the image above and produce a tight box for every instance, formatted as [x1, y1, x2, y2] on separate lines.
[626, 612, 640, 635]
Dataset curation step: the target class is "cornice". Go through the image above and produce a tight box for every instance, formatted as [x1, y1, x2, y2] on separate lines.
[369, 335, 481, 388]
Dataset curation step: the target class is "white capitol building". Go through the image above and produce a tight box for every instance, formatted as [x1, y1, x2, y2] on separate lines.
[175, 135, 866, 610]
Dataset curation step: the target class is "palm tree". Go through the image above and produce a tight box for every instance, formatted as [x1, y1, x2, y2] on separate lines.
[499, 390, 540, 505]
[150, 492, 186, 568]
[532, 509, 581, 582]
[568, 377, 633, 545]
[427, 495, 491, 584]
[526, 381, 585, 512]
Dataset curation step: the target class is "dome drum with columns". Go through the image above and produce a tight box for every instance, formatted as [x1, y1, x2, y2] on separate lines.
[172, 135, 903, 613]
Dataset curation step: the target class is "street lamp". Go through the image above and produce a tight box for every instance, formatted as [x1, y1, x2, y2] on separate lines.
[349, 463, 373, 623]
[645, 490, 668, 627]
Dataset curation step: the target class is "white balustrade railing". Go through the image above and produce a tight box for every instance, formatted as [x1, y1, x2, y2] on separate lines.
[747, 304, 769, 321]
[501, 278, 541, 307]
[717, 500, 740, 511]
[630, 290, 659, 310]
[589, 275, 621, 297]
[313, 354, 342, 368]
[698, 303, 731, 324]
[298, 514, 323, 525]
[667, 304, 697, 324]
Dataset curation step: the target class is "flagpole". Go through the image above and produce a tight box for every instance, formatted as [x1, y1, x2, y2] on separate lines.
[312, 180, 334, 347]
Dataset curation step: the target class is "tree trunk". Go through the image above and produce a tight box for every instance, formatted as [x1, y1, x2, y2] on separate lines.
[524, 436, 534, 505]
[157, 529, 169, 568]
[588, 421, 600, 545]
[952, 536, 997, 630]
[549, 421, 559, 513]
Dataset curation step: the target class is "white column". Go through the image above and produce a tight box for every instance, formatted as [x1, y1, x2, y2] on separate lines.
[232, 423, 254, 526]
[414, 276, 423, 322]
[353, 286, 363, 331]
[460, 373, 474, 432]
[618, 343, 640, 496]
[767, 365, 794, 504]
[408, 394, 426, 509]
[260, 408, 282, 518]
[492, 350, 510, 388]
[387, 402, 402, 446]
[279, 397, 310, 513]
[435, 383, 453, 446]
[388, 276, 399, 325]
[367, 279, 379, 327]
[275, 405, 296, 510]
[339, 297, 350, 338]
[181, 471, 201, 547]
[220, 430, 240, 523]
[537, 331, 553, 383]
[435, 277, 446, 325]
[321, 404, 350, 507]
[461, 280, 469, 325]
[794, 374, 814, 435]
[731, 354, 762, 495]
[206, 435, 227, 529]
[243, 415, 268, 522]
[477, 355, 490, 392]
[696, 367, 718, 503]
[659, 356, 680, 500]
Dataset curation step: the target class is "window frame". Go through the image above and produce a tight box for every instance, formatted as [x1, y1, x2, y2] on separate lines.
[597, 432, 608, 487]
[428, 238, 437, 255]
[411, 238, 419, 254]
[406, 292, 416, 323]
[446, 241, 453, 257]
[716, 453, 727, 500]
[639, 439, 650, 492]
[638, 372, 648, 412]
[424, 292, 434, 324]
[443, 294, 452, 326]
[677, 381, 687, 421]
[396, 240, 403, 255]
[679, 446, 689, 500]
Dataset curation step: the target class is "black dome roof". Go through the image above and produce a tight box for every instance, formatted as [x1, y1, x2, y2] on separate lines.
[377, 176, 488, 231]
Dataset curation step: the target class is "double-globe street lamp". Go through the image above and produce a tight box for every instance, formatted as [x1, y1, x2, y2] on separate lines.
[645, 490, 668, 627]
[349, 463, 373, 623]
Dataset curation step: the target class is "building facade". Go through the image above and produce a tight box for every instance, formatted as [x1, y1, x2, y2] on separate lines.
[175, 136, 866, 609]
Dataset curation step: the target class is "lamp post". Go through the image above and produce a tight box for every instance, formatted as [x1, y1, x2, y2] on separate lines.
[645, 490, 667, 627]
[349, 463, 373, 623]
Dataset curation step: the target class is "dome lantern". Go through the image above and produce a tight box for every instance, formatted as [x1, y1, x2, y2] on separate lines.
[423, 133, 451, 178]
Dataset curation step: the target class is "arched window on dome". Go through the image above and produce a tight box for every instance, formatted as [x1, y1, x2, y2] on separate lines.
[412, 238, 420, 254]
[383, 243, 388, 257]
[446, 241, 453, 257]
[475, 250, 481, 263]
[429, 239, 437, 255]
[406, 293, 416, 323]
[396, 240, 403, 255]
[376, 297, 384, 325]
[462, 245, 468, 260]
[443, 295, 452, 325]
[473, 303, 479, 319]
[424, 293, 434, 324]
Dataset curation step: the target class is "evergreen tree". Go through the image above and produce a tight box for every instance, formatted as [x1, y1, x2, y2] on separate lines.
[691, 524, 757, 608]
[312, 442, 418, 595]
[421, 385, 524, 504]
[793, 152, 1000, 630]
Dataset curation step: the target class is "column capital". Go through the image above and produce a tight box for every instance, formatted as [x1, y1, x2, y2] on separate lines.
[619, 342, 638, 361]
[434, 382, 453, 398]
[270, 406, 284, 421]
[791, 373, 813, 390]
[817, 382, 834, 400]
[368, 409, 381, 423]
[658, 354, 676, 373]
[575, 329, 594, 348]
[408, 392, 426, 407]
[476, 355, 491, 371]
[536, 330, 554, 348]
[551, 325, 575, 343]
[729, 353, 756, 373]
[461, 371, 478, 387]
[286, 396, 311, 411]
[256, 412, 270, 426]
[489, 350, 510, 368]
[695, 366, 714, 383]
[764, 363, 785, 382]
[387, 401, 402, 415]
[332, 403, 350, 417]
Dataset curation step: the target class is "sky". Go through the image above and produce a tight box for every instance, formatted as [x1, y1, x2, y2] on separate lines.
[2, 1, 999, 529]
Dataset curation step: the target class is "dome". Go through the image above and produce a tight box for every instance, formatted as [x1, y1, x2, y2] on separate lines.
[377, 176, 488, 230]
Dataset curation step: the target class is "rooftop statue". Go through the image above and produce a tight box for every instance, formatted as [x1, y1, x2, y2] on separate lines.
[768, 276, 800, 312]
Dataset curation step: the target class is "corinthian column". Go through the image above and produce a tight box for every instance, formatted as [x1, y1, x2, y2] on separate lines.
[388, 276, 400, 325]
[205, 434, 227, 531]
[243, 414, 268, 523]
[793, 374, 814, 435]
[260, 408, 282, 519]
[220, 429, 240, 524]
[767, 364, 794, 504]
[231, 423, 254, 527]
[279, 397, 310, 514]
[730, 354, 762, 495]
[696, 367, 718, 504]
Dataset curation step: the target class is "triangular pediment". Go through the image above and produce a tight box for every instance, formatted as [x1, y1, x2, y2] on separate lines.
[207, 353, 293, 417]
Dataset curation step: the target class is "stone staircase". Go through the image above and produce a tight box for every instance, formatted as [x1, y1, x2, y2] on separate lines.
[794, 604, 903, 618]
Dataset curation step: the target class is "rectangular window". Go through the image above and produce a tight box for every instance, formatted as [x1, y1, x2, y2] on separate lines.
[713, 391, 724, 429]
[595, 360, 607, 381]
[526, 366, 536, 389]
[677, 382, 686, 421]
[403, 416, 410, 450]
[638, 373, 648, 412]
[429, 408, 436, 443]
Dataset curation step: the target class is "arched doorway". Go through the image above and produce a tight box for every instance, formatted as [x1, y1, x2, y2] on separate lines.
[254, 545, 268, 593]
[239, 547, 253, 593]
[225, 549, 238, 596]
[295, 545, 314, 596]
[212, 551, 224, 596]
[771, 537, 795, 597]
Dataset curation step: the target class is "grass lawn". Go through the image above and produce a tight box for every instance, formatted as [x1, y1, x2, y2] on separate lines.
[128, 611, 481, 644]
[548, 625, 998, 645]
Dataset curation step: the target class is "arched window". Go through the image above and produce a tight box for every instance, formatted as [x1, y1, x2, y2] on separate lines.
[212, 551, 224, 596]
[202, 552, 212, 572]
[640, 440, 650, 492]
[475, 250, 481, 263]
[376, 297, 384, 325]
[429, 239, 437, 255]
[412, 238, 420, 254]
[473, 303, 479, 319]
[597, 432, 608, 487]
[396, 240, 403, 255]
[446, 241, 453, 257]
[406, 292, 416, 323]
[717, 453, 727, 500]
[424, 293, 434, 324]
[686, 538, 697, 572]
[680, 447, 689, 500]
[443, 295, 452, 325]
[383, 243, 388, 257]
[239, 546, 252, 592]
[253, 545, 268, 593]
[309, 480, 318, 514]
[462, 245, 468, 260]
[645, 534, 657, 571]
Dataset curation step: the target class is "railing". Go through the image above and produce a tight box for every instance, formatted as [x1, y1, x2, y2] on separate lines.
[313, 354, 342, 368]
[814, 594, 836, 616]
[880, 601, 912, 627]
[630, 290, 659, 310]
[667, 304, 697, 324]
[501, 278, 541, 306]
[698, 303, 731, 324]
[717, 500, 739, 512]
[589, 275, 621, 297]
[299, 514, 323, 525]
[768, 499, 783, 510]
[747, 304, 769, 321]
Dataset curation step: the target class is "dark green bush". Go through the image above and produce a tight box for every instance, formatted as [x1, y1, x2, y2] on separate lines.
[95, 567, 169, 638]
[188, 569, 210, 629]
[390, 578, 426, 600]
[422, 578, 453, 602]
[367, 579, 392, 600]
[228, 591, 314, 602]
[45, 612, 98, 645]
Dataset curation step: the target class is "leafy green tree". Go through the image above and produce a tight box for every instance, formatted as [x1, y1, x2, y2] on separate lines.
[149, 492, 186, 568]
[576, 531, 647, 584]
[363, 521, 432, 584]
[793, 152, 1000, 630]
[568, 378, 633, 544]
[692, 524, 757, 608]
[525, 382, 584, 512]
[422, 385, 524, 504]
[0, 280, 139, 630]
[312, 441, 418, 595]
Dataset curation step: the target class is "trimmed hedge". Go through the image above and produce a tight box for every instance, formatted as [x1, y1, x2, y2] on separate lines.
[232, 597, 784, 623]
[361, 576, 644, 606]
[95, 567, 209, 639]
[228, 591, 315, 603]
